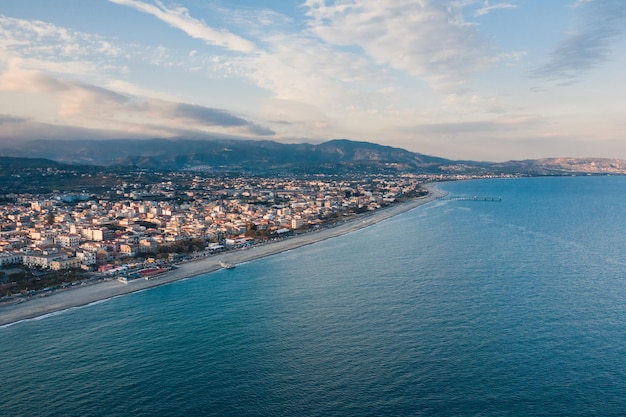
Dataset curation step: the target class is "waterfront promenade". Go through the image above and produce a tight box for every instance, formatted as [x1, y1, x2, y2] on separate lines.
[0, 186, 446, 326]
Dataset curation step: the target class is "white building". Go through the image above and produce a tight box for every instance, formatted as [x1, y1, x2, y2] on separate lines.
[56, 234, 80, 247]
[82, 228, 114, 241]
[23, 252, 68, 268]
[76, 250, 97, 266]
[0, 252, 23, 267]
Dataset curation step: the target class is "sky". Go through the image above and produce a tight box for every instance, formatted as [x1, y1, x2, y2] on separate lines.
[0, 0, 625, 162]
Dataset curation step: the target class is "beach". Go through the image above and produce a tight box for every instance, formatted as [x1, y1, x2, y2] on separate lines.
[0, 185, 446, 326]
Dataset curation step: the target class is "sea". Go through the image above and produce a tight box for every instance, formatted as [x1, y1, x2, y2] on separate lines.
[1, 176, 625, 416]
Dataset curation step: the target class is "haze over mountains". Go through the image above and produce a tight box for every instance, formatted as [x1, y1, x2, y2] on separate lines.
[1, 138, 625, 176]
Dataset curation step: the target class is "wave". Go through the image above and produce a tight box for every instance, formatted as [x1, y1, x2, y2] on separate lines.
[0, 298, 116, 330]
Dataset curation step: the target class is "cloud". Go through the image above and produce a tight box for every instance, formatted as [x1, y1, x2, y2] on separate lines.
[0, 114, 271, 145]
[0, 116, 151, 143]
[0, 14, 123, 74]
[409, 113, 544, 133]
[170, 103, 275, 135]
[243, 124, 276, 136]
[0, 66, 274, 137]
[443, 93, 508, 114]
[573, 0, 594, 7]
[0, 65, 115, 101]
[1, 5, 510, 143]
[0, 65, 132, 118]
[528, 0, 626, 81]
[173, 103, 253, 127]
[0, 114, 29, 124]
[0, 14, 230, 79]
[58, 84, 131, 118]
[229, 33, 377, 104]
[391, 115, 563, 161]
[474, 2, 517, 17]
[303, 0, 494, 93]
[109, 0, 255, 53]
[207, 30, 392, 140]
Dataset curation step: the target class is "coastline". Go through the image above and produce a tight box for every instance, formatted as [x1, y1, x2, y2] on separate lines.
[0, 184, 447, 327]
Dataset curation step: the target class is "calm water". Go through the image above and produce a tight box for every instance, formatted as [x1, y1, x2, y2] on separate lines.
[1, 176, 625, 416]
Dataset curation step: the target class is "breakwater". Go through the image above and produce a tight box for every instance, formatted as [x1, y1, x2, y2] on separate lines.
[439, 195, 502, 202]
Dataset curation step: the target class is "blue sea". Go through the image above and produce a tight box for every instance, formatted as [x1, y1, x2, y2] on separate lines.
[1, 176, 625, 416]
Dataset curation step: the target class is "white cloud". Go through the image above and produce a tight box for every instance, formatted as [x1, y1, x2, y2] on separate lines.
[106, 79, 181, 102]
[109, 0, 255, 53]
[0, 65, 133, 118]
[573, 0, 594, 7]
[0, 66, 274, 137]
[303, 0, 494, 93]
[0, 15, 122, 60]
[443, 93, 508, 114]
[474, 2, 517, 17]
[213, 30, 425, 140]
[1, 5, 513, 144]
[0, 15, 128, 78]
[0, 14, 216, 83]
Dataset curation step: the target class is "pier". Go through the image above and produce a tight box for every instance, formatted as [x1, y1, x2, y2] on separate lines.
[439, 195, 502, 202]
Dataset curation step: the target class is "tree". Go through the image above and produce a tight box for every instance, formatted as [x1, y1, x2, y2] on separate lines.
[245, 223, 258, 238]
[45, 212, 55, 225]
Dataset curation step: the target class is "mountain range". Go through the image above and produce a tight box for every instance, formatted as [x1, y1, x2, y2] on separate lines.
[2, 138, 625, 176]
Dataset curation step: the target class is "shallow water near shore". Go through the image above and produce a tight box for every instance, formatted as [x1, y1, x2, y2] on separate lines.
[1, 176, 625, 416]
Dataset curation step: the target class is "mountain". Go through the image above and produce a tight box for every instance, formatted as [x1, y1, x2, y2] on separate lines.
[0, 138, 455, 173]
[491, 158, 626, 175]
[0, 156, 107, 194]
[0, 138, 625, 175]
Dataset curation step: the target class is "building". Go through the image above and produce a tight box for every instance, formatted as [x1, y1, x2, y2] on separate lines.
[56, 234, 80, 247]
[291, 218, 305, 229]
[50, 257, 82, 271]
[120, 244, 138, 257]
[23, 251, 68, 268]
[0, 252, 23, 267]
[76, 250, 97, 266]
[139, 239, 158, 253]
[82, 228, 115, 241]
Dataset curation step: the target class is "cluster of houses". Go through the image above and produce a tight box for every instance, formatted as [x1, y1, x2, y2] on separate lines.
[0, 174, 425, 273]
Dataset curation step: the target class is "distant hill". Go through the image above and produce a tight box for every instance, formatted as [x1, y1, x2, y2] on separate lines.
[0, 138, 456, 173]
[0, 156, 101, 194]
[0, 138, 625, 175]
[490, 158, 626, 175]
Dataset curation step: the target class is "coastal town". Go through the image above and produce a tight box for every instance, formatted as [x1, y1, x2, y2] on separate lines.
[0, 170, 467, 301]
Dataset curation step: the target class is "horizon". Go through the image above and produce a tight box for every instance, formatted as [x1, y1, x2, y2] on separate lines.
[1, 1, 625, 161]
[2, 136, 626, 165]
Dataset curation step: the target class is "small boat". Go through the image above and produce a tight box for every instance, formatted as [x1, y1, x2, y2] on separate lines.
[220, 261, 236, 269]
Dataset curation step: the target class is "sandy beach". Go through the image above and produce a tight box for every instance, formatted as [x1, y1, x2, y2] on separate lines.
[0, 185, 446, 327]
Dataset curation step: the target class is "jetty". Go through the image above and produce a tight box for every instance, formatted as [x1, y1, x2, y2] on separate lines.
[440, 195, 502, 202]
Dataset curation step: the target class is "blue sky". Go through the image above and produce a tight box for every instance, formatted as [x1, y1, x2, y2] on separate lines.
[0, 0, 624, 161]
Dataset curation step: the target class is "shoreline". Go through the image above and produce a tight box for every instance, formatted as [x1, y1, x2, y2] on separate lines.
[0, 184, 447, 327]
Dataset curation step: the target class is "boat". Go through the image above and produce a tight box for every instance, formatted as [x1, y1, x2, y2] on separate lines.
[220, 261, 236, 269]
